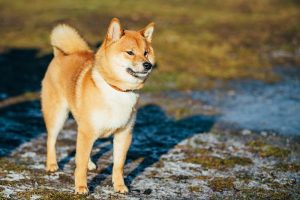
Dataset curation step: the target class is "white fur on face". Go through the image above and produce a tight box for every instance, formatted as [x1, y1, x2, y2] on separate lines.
[110, 54, 147, 84]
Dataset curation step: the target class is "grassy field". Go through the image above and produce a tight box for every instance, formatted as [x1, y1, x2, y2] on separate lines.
[0, 0, 299, 91]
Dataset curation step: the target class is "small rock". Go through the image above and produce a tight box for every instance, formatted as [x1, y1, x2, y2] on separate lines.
[143, 189, 152, 195]
[242, 129, 251, 135]
[30, 194, 41, 200]
[228, 90, 236, 96]
[261, 131, 268, 136]
[248, 181, 259, 187]
[270, 50, 293, 59]
[288, 178, 296, 185]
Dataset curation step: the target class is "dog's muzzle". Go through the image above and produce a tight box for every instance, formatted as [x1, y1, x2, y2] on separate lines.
[126, 68, 148, 79]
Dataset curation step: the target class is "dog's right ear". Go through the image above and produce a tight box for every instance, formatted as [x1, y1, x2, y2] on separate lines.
[106, 18, 123, 42]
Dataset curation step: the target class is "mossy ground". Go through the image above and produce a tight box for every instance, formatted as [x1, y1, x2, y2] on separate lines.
[183, 155, 253, 169]
[173, 129, 299, 199]
[17, 189, 91, 200]
[276, 163, 300, 172]
[0, 93, 299, 199]
[208, 177, 235, 192]
[236, 188, 293, 200]
[247, 140, 291, 158]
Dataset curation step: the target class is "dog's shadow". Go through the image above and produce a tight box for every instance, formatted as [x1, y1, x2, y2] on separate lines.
[88, 104, 215, 192]
[0, 48, 51, 157]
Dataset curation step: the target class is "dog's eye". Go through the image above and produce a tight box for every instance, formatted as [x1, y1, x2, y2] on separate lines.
[126, 51, 134, 56]
[144, 51, 148, 56]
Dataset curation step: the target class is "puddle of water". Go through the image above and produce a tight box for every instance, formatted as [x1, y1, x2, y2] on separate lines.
[192, 67, 300, 136]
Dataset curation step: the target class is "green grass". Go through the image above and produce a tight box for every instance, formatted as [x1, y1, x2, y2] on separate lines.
[184, 155, 253, 169]
[0, 0, 299, 91]
[16, 189, 92, 200]
[208, 177, 235, 192]
[247, 140, 291, 158]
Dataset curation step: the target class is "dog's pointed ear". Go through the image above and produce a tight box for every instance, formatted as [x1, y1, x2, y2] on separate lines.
[106, 18, 123, 42]
[140, 22, 155, 43]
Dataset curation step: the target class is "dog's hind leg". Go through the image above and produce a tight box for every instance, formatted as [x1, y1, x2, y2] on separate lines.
[88, 158, 97, 171]
[42, 84, 69, 172]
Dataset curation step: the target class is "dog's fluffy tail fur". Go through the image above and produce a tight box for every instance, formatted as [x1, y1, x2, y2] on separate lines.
[51, 24, 91, 56]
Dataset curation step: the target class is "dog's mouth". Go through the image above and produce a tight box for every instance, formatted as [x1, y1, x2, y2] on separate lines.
[126, 68, 148, 79]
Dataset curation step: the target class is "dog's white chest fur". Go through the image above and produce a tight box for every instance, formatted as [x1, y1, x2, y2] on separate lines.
[91, 69, 138, 135]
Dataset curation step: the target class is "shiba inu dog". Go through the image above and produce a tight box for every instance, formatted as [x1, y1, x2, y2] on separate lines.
[41, 18, 155, 194]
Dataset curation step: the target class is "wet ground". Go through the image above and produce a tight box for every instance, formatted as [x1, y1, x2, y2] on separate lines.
[0, 65, 299, 199]
[191, 67, 300, 136]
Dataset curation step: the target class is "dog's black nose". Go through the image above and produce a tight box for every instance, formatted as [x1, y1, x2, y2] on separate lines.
[143, 62, 152, 70]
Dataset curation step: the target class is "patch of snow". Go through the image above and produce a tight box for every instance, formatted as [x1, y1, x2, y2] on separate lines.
[30, 194, 41, 200]
[1, 187, 14, 198]
[43, 172, 61, 180]
[242, 129, 251, 135]
[30, 164, 45, 169]
[21, 152, 36, 158]
[2, 172, 26, 181]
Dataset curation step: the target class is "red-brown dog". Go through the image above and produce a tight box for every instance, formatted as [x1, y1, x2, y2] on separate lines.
[41, 18, 155, 194]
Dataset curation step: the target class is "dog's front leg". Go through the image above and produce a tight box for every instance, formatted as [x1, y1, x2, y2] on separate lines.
[112, 126, 132, 193]
[75, 128, 96, 194]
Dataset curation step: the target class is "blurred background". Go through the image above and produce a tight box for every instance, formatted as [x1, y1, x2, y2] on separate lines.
[0, 0, 299, 95]
[0, 0, 300, 199]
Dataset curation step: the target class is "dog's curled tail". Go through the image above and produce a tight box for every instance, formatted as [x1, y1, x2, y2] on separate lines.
[51, 24, 91, 56]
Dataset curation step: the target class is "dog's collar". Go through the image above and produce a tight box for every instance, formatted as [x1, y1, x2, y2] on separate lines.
[107, 83, 134, 92]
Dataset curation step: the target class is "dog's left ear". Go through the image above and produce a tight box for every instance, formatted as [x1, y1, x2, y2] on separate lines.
[140, 22, 155, 43]
[106, 18, 123, 42]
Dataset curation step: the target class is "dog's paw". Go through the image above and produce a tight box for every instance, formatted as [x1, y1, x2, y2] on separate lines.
[114, 184, 129, 194]
[88, 160, 96, 171]
[75, 186, 89, 195]
[46, 163, 58, 172]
